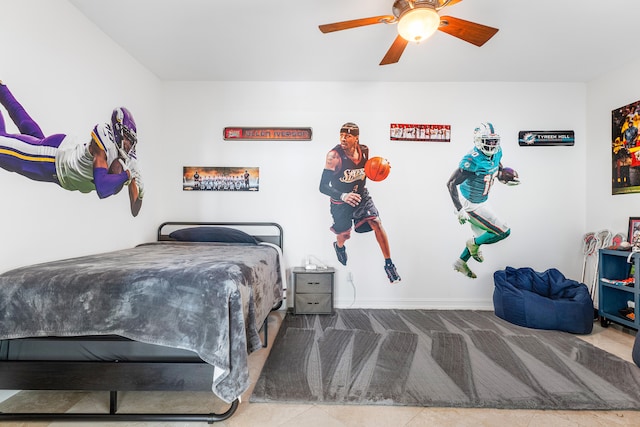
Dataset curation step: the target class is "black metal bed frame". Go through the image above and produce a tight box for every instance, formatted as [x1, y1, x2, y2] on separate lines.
[0, 361, 240, 423]
[0, 318, 271, 423]
[0, 221, 284, 423]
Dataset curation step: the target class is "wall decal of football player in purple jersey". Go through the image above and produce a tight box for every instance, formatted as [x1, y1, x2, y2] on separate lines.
[0, 81, 143, 216]
[319, 122, 401, 284]
[447, 122, 520, 279]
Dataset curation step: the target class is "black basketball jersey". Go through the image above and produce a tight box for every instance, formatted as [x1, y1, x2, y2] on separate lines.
[329, 143, 369, 196]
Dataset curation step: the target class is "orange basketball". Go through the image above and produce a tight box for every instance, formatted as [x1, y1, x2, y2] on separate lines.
[364, 156, 391, 182]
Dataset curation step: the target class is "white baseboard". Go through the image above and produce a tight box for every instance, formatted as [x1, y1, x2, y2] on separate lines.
[334, 298, 494, 310]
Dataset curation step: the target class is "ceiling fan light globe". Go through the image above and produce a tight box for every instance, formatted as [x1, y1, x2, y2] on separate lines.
[397, 8, 440, 43]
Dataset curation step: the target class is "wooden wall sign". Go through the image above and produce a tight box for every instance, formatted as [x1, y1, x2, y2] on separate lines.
[223, 127, 312, 141]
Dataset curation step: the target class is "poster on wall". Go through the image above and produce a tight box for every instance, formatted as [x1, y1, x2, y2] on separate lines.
[446, 122, 521, 280]
[390, 123, 450, 142]
[0, 83, 144, 216]
[518, 130, 575, 146]
[223, 127, 312, 141]
[183, 166, 259, 191]
[319, 122, 401, 284]
[612, 100, 640, 194]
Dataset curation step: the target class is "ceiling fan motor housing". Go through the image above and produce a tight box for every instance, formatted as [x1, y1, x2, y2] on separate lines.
[392, 0, 440, 19]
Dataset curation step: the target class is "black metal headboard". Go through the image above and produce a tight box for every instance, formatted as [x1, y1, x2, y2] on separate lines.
[157, 222, 284, 249]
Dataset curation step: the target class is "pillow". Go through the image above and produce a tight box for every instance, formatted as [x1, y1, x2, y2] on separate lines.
[169, 226, 258, 244]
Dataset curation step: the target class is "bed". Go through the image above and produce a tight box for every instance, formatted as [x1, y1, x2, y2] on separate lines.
[0, 221, 285, 423]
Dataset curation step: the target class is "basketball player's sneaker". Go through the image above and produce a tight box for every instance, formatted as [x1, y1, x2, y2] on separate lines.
[385, 262, 401, 283]
[466, 238, 484, 262]
[453, 259, 477, 279]
[333, 242, 347, 266]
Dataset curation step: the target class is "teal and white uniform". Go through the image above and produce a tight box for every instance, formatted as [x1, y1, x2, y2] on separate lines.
[458, 146, 509, 236]
[459, 146, 502, 204]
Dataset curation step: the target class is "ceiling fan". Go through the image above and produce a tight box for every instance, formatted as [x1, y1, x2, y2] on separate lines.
[318, 0, 499, 65]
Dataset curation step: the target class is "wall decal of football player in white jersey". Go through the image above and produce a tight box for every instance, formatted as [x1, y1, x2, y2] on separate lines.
[319, 122, 400, 284]
[446, 122, 520, 279]
[0, 81, 143, 216]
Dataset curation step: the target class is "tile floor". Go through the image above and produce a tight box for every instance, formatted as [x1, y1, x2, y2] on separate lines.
[0, 311, 637, 427]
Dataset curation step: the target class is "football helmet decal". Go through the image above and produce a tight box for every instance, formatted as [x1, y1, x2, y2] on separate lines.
[474, 122, 500, 156]
[111, 107, 137, 157]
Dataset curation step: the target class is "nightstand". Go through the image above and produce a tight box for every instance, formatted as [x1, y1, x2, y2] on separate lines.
[292, 267, 335, 315]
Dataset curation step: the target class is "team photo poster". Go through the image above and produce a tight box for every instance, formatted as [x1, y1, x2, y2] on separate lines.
[183, 166, 259, 191]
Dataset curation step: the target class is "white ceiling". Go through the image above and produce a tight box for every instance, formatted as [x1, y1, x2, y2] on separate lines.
[69, 0, 640, 83]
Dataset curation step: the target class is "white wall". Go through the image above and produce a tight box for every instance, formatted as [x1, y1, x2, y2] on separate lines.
[1, 0, 591, 310]
[0, 0, 161, 271]
[160, 81, 587, 309]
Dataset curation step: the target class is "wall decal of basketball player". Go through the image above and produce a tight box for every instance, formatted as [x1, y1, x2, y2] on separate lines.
[446, 122, 520, 279]
[319, 122, 400, 283]
[0, 81, 143, 216]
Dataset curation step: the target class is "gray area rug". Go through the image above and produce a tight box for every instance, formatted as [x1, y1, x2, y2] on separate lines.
[251, 309, 640, 410]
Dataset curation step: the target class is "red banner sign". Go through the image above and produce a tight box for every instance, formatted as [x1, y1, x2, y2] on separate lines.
[390, 123, 451, 142]
[224, 127, 312, 141]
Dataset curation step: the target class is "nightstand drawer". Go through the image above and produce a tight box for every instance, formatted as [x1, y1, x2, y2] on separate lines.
[295, 273, 332, 293]
[295, 293, 332, 314]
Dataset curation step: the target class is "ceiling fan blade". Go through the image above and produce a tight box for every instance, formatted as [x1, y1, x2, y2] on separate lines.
[319, 15, 394, 33]
[438, 16, 499, 47]
[380, 36, 409, 66]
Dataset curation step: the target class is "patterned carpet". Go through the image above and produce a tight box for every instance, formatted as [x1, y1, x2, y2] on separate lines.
[251, 309, 640, 410]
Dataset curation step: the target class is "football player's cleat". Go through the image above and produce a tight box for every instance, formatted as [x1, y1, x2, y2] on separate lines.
[453, 259, 477, 279]
[466, 238, 484, 263]
[474, 122, 500, 156]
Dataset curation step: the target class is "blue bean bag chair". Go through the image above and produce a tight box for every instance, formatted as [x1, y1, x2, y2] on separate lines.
[493, 266, 594, 334]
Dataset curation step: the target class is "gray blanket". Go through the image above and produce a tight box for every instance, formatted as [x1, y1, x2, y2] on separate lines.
[0, 241, 283, 403]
